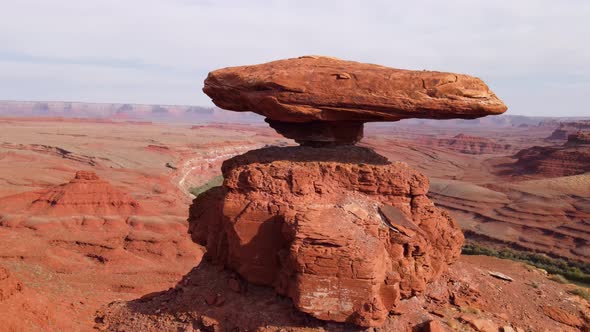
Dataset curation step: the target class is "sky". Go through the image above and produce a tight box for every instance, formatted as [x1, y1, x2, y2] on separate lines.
[0, 0, 588, 116]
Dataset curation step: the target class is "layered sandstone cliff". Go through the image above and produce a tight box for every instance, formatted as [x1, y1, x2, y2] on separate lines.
[189, 146, 463, 326]
[417, 133, 514, 155]
[508, 132, 590, 178]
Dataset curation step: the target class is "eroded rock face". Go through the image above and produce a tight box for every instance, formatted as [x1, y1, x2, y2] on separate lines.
[546, 128, 568, 141]
[507, 133, 590, 178]
[188, 146, 464, 327]
[417, 133, 514, 155]
[203, 56, 507, 124]
[565, 132, 590, 146]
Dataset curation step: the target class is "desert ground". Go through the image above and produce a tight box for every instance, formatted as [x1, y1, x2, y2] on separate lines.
[0, 114, 588, 331]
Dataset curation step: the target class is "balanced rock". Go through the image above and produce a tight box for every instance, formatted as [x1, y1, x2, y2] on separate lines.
[188, 146, 464, 327]
[203, 56, 507, 144]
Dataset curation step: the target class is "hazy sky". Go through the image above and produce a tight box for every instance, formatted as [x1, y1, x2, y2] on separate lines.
[0, 0, 588, 116]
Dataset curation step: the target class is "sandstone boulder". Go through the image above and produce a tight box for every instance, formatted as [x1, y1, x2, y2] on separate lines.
[188, 146, 464, 327]
[203, 56, 507, 124]
[203, 56, 507, 144]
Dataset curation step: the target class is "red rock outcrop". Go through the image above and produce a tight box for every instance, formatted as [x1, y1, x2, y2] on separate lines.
[203, 56, 507, 144]
[189, 146, 464, 327]
[545, 128, 568, 141]
[565, 131, 590, 146]
[29, 171, 142, 216]
[204, 56, 507, 123]
[505, 133, 590, 178]
[544, 121, 590, 141]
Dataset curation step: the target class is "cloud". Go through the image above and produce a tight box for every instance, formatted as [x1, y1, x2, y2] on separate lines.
[0, 0, 588, 116]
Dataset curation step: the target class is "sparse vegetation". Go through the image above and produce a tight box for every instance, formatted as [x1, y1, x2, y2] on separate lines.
[462, 242, 590, 285]
[189, 176, 224, 197]
[527, 280, 540, 289]
[568, 288, 590, 301]
[459, 306, 481, 315]
[548, 274, 569, 284]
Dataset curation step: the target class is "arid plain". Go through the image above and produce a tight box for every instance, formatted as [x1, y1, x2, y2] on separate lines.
[0, 112, 589, 331]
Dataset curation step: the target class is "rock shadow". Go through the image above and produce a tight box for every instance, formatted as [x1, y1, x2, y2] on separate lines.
[221, 145, 390, 172]
[99, 259, 367, 331]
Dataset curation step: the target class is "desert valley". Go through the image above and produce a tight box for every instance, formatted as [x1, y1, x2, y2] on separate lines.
[3, 0, 590, 330]
[0, 46, 588, 332]
[0, 67, 589, 332]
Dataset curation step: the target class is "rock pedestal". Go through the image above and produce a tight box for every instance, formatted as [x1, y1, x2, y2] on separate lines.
[265, 119, 364, 146]
[187, 55, 505, 327]
[189, 146, 464, 327]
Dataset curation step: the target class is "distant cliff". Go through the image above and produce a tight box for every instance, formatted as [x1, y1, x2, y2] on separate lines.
[0, 100, 263, 123]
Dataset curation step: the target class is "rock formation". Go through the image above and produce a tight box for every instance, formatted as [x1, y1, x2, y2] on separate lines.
[0, 170, 143, 217]
[29, 171, 141, 216]
[204, 55, 507, 145]
[181, 56, 506, 327]
[417, 133, 514, 155]
[506, 132, 590, 178]
[565, 131, 590, 146]
[545, 121, 590, 142]
[189, 145, 464, 326]
[545, 128, 568, 141]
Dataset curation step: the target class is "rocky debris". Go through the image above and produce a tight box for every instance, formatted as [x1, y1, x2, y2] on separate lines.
[417, 133, 514, 155]
[458, 315, 498, 332]
[422, 319, 447, 332]
[189, 145, 464, 327]
[203, 55, 507, 144]
[165, 162, 177, 170]
[488, 271, 513, 282]
[0, 265, 73, 331]
[542, 305, 586, 328]
[0, 266, 23, 301]
[96, 255, 588, 331]
[200, 315, 220, 331]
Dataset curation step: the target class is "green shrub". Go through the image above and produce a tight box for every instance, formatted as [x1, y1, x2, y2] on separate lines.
[189, 176, 224, 197]
[568, 288, 590, 301]
[462, 242, 590, 285]
[548, 274, 569, 284]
